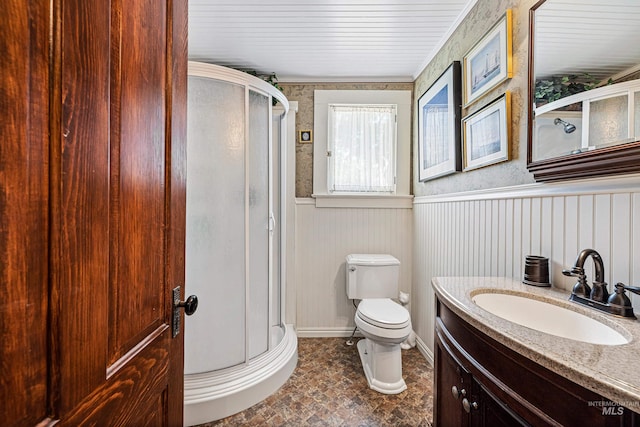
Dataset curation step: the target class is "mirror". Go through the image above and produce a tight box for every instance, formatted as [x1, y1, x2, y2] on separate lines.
[528, 0, 640, 181]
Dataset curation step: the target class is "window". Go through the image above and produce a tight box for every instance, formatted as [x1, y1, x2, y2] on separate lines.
[327, 104, 397, 193]
[313, 90, 412, 207]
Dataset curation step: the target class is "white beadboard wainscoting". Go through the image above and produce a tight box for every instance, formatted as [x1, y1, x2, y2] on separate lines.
[294, 198, 413, 337]
[413, 174, 640, 362]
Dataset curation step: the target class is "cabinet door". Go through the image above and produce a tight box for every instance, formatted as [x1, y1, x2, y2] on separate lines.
[434, 333, 471, 426]
[471, 380, 529, 427]
[436, 322, 530, 427]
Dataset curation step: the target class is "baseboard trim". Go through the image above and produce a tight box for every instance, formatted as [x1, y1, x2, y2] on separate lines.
[415, 336, 434, 367]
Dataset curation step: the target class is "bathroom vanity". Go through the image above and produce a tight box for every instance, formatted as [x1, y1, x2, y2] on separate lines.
[432, 277, 640, 426]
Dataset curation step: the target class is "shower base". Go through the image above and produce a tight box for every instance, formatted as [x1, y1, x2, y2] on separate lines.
[184, 324, 298, 426]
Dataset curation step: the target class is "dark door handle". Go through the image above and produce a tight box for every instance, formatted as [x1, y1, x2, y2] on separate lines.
[172, 286, 198, 337]
[177, 294, 198, 315]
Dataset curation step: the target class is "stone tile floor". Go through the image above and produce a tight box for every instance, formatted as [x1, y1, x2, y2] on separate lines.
[199, 337, 434, 426]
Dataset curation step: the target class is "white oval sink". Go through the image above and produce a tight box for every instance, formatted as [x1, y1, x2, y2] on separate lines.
[472, 292, 629, 345]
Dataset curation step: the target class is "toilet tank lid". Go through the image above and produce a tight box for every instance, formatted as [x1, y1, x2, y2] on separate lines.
[346, 254, 399, 266]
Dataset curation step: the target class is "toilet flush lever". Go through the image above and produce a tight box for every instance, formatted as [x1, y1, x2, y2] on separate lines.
[172, 286, 198, 338]
[349, 266, 356, 272]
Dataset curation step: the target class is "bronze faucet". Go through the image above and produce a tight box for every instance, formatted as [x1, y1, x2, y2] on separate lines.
[563, 249, 636, 318]
[562, 248, 607, 302]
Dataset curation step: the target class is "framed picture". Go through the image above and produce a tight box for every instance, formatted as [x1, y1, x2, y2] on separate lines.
[463, 9, 512, 107]
[299, 130, 313, 144]
[463, 92, 511, 171]
[417, 61, 462, 181]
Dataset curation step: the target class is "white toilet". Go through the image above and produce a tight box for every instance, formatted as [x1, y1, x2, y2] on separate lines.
[346, 254, 412, 394]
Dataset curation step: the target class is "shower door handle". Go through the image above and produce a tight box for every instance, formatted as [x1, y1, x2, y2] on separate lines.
[268, 212, 276, 233]
[172, 286, 199, 337]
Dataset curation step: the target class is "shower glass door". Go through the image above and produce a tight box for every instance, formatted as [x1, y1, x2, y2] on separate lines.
[185, 77, 246, 374]
[248, 90, 270, 359]
[185, 78, 275, 374]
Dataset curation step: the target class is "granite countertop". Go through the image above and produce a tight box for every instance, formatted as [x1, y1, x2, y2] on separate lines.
[432, 276, 640, 412]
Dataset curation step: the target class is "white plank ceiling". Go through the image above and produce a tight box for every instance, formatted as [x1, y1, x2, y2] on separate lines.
[534, 0, 640, 82]
[188, 0, 477, 82]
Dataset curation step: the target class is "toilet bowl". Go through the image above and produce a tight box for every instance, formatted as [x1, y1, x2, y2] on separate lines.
[346, 254, 412, 394]
[354, 298, 411, 394]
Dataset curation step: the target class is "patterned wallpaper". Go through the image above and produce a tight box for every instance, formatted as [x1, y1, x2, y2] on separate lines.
[280, 82, 413, 198]
[413, 0, 539, 196]
[281, 0, 540, 198]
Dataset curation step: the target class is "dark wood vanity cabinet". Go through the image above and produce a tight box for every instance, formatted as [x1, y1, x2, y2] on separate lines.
[434, 298, 638, 427]
[435, 330, 527, 426]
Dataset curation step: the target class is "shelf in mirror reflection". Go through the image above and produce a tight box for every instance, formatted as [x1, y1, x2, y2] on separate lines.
[531, 79, 640, 163]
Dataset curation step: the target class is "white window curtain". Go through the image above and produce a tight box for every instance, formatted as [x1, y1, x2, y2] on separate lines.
[328, 104, 396, 193]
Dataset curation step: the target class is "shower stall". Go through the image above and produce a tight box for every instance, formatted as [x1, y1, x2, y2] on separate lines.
[184, 62, 297, 425]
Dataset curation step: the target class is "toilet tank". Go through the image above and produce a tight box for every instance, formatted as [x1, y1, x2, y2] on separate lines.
[346, 254, 400, 299]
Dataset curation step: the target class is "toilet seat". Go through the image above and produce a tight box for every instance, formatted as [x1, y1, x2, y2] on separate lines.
[355, 299, 411, 342]
[357, 298, 410, 329]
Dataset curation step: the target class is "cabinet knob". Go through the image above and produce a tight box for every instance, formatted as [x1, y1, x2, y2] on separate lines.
[451, 386, 466, 399]
[462, 398, 479, 413]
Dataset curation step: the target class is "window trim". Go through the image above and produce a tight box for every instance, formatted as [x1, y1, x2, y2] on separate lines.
[313, 90, 412, 206]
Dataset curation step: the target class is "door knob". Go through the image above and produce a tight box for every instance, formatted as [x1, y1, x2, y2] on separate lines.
[172, 286, 198, 337]
[177, 294, 198, 315]
[462, 398, 478, 413]
[451, 386, 466, 399]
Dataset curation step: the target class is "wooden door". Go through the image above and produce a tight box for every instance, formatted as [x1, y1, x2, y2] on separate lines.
[0, 1, 51, 425]
[50, 0, 188, 425]
[0, 0, 188, 425]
